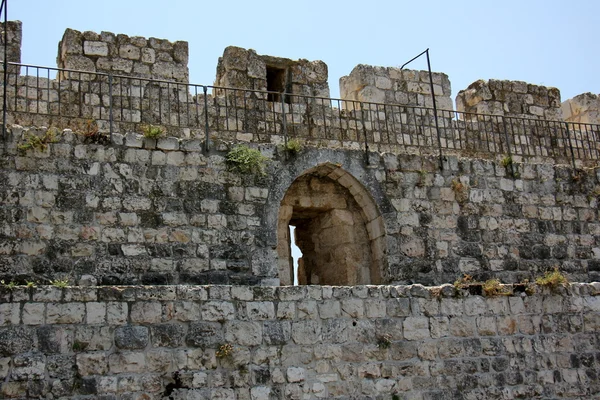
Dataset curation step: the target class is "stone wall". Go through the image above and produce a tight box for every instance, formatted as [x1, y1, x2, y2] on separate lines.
[58, 28, 189, 82]
[0, 283, 599, 399]
[339, 64, 453, 111]
[562, 92, 600, 125]
[214, 46, 329, 100]
[1, 125, 599, 287]
[0, 20, 22, 69]
[456, 79, 563, 120]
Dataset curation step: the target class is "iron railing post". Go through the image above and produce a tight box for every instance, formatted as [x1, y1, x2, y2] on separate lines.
[360, 102, 369, 165]
[281, 92, 288, 154]
[564, 122, 577, 171]
[425, 50, 444, 171]
[203, 86, 209, 152]
[501, 116, 515, 178]
[108, 73, 113, 141]
[401, 48, 443, 170]
[1, 0, 8, 142]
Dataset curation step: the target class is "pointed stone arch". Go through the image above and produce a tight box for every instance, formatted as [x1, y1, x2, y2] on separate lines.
[277, 162, 386, 286]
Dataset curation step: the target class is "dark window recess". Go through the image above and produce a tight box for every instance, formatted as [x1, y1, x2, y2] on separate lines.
[266, 66, 289, 103]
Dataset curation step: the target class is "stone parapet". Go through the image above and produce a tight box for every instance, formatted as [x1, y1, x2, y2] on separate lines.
[57, 28, 189, 82]
[0, 20, 22, 75]
[0, 283, 599, 398]
[340, 64, 453, 111]
[215, 46, 329, 100]
[456, 79, 562, 120]
[562, 92, 600, 125]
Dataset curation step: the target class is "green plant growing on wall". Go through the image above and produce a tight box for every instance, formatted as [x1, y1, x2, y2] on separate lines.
[141, 124, 164, 139]
[0, 280, 17, 290]
[416, 169, 427, 187]
[284, 138, 303, 155]
[501, 155, 513, 168]
[51, 278, 70, 288]
[482, 279, 510, 297]
[226, 144, 269, 175]
[17, 128, 59, 154]
[535, 267, 568, 289]
[216, 343, 234, 359]
[376, 334, 392, 349]
[453, 273, 474, 289]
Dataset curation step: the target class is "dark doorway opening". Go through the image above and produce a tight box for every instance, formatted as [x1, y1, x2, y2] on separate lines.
[266, 66, 289, 103]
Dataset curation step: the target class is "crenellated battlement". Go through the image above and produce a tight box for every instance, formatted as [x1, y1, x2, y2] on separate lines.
[1, 21, 599, 167]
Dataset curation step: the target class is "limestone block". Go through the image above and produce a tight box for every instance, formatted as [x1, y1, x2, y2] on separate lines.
[47, 303, 84, 324]
[291, 320, 322, 345]
[186, 321, 223, 347]
[225, 321, 262, 346]
[403, 317, 430, 340]
[247, 302, 275, 320]
[287, 367, 305, 383]
[130, 302, 162, 323]
[202, 301, 235, 321]
[83, 41, 109, 57]
[341, 299, 364, 318]
[22, 303, 45, 325]
[86, 302, 106, 324]
[125, 132, 144, 148]
[76, 353, 108, 375]
[0, 303, 20, 325]
[108, 352, 146, 374]
[11, 353, 45, 380]
[251, 386, 271, 400]
[119, 44, 141, 60]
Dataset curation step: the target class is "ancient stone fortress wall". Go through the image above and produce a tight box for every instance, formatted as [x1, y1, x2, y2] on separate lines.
[1, 19, 600, 400]
[0, 283, 599, 399]
[1, 125, 599, 287]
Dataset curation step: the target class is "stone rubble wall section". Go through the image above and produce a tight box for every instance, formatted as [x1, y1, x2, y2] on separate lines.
[456, 79, 563, 120]
[0, 20, 22, 67]
[57, 28, 189, 83]
[0, 283, 599, 399]
[561, 92, 600, 125]
[339, 64, 453, 111]
[1, 126, 599, 286]
[214, 46, 330, 99]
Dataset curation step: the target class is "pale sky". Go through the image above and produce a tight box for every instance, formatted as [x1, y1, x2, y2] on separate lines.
[9, 0, 600, 103]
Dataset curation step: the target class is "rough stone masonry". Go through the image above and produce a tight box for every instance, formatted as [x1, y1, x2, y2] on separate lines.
[0, 283, 599, 399]
[0, 20, 599, 399]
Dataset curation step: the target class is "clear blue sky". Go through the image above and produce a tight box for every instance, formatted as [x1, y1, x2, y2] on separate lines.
[10, 0, 599, 105]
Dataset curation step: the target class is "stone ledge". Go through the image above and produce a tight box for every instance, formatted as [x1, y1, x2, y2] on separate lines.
[1, 282, 599, 303]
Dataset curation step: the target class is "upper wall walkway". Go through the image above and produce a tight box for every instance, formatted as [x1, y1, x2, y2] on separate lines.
[2, 62, 599, 168]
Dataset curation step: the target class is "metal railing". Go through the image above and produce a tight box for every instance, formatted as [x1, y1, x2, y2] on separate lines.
[1, 62, 599, 168]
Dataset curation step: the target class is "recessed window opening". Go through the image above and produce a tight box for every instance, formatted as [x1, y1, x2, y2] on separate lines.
[289, 225, 303, 285]
[266, 66, 289, 103]
[277, 164, 387, 286]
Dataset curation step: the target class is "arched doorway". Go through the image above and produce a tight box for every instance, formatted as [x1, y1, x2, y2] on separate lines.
[276, 163, 386, 286]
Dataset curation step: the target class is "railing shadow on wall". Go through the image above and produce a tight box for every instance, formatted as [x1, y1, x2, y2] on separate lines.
[1, 62, 599, 169]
